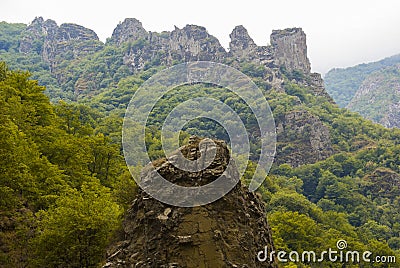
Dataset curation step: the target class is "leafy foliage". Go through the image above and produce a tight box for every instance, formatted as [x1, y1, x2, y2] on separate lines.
[0, 64, 135, 267]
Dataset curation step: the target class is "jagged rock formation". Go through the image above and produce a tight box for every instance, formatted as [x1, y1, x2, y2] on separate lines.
[18, 17, 332, 100]
[109, 18, 149, 46]
[270, 28, 311, 73]
[276, 110, 333, 167]
[104, 137, 277, 268]
[19, 17, 103, 72]
[112, 23, 227, 71]
[228, 25, 270, 64]
[229, 25, 258, 58]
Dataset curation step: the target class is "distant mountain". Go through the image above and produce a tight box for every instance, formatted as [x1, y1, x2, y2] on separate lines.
[324, 54, 400, 128]
[324, 54, 400, 107]
[347, 64, 400, 128]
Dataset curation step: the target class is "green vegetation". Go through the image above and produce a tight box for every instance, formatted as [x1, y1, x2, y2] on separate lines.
[2, 59, 399, 266]
[0, 19, 399, 267]
[0, 22, 26, 52]
[324, 54, 400, 107]
[0, 63, 137, 267]
[347, 65, 400, 125]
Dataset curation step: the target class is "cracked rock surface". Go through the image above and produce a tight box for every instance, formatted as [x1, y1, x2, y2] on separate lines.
[104, 137, 277, 268]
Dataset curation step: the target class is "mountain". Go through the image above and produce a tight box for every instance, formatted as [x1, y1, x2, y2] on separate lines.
[347, 64, 400, 128]
[0, 17, 399, 267]
[324, 54, 400, 108]
[0, 17, 330, 101]
[0, 18, 336, 168]
[324, 54, 400, 128]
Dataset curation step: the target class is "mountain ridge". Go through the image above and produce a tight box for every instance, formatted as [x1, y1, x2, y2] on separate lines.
[2, 16, 331, 101]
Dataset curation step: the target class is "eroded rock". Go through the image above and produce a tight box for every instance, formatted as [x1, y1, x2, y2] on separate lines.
[104, 137, 277, 267]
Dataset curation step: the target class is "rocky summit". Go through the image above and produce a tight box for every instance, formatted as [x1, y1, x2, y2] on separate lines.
[18, 17, 103, 82]
[104, 137, 277, 268]
[14, 17, 336, 167]
[16, 17, 332, 99]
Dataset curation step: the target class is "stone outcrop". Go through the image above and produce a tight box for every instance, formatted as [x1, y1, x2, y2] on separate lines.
[18, 17, 335, 101]
[168, 25, 227, 62]
[19, 17, 54, 54]
[229, 25, 258, 60]
[108, 18, 149, 46]
[276, 110, 334, 167]
[270, 28, 311, 73]
[19, 17, 103, 72]
[18, 18, 335, 135]
[228, 26, 275, 68]
[114, 21, 227, 71]
[104, 137, 277, 268]
[382, 102, 400, 128]
[108, 19, 315, 78]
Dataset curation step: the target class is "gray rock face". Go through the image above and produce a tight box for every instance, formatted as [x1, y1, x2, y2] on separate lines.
[18, 17, 334, 114]
[229, 25, 258, 59]
[19, 17, 52, 54]
[108, 18, 149, 46]
[168, 25, 227, 62]
[276, 110, 333, 167]
[19, 17, 102, 72]
[270, 28, 311, 73]
[382, 102, 400, 128]
[19, 18, 318, 81]
[117, 21, 227, 71]
[300, 72, 334, 100]
[109, 19, 312, 76]
[228, 25, 276, 72]
[104, 137, 277, 268]
[57, 23, 98, 41]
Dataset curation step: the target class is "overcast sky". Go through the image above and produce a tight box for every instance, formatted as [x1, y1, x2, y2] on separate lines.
[1, 0, 400, 75]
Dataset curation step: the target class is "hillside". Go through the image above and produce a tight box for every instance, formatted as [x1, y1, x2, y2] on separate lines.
[347, 64, 400, 128]
[324, 54, 400, 108]
[0, 17, 399, 267]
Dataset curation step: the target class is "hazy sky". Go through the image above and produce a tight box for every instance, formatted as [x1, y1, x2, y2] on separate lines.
[1, 0, 400, 75]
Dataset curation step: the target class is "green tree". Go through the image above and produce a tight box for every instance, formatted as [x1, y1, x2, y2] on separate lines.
[32, 180, 122, 268]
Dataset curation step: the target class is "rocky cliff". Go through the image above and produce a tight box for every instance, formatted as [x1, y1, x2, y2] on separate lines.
[104, 137, 277, 268]
[276, 110, 333, 167]
[109, 20, 227, 70]
[15, 17, 334, 165]
[17, 17, 331, 100]
[19, 17, 103, 73]
[270, 28, 311, 74]
[108, 18, 149, 46]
